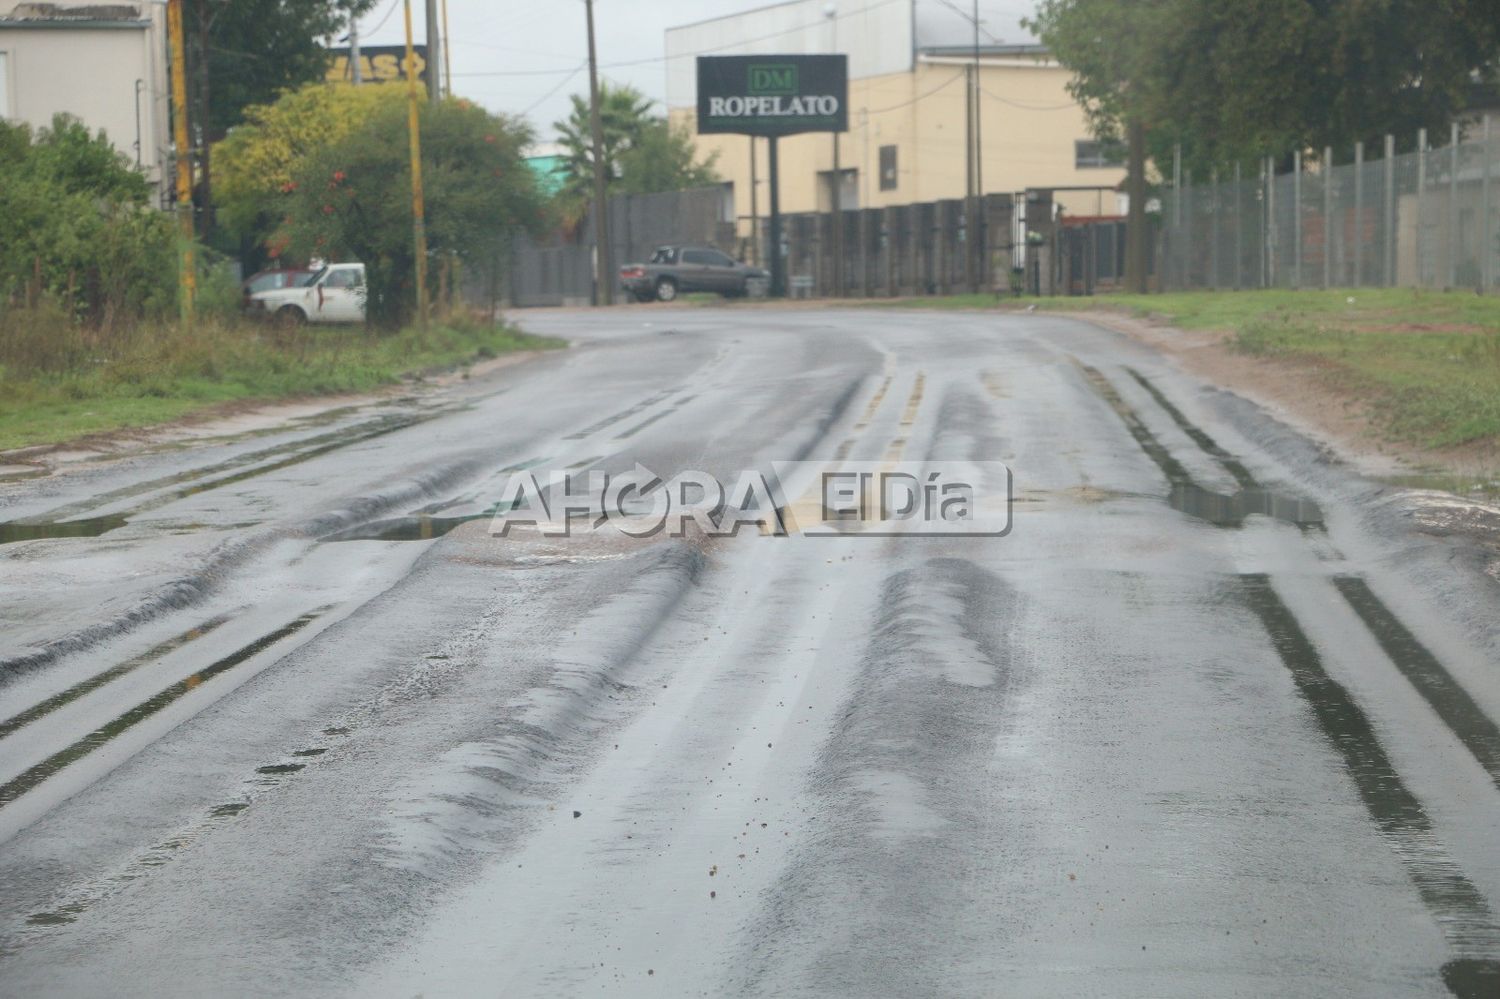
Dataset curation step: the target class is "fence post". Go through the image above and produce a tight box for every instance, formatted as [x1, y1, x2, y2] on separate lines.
[1233, 162, 1243, 290]
[1383, 135, 1395, 286]
[1416, 129, 1427, 286]
[1293, 150, 1302, 289]
[1352, 142, 1365, 285]
[1209, 169, 1219, 289]
[1171, 144, 1182, 289]
[1482, 115, 1493, 291]
[1323, 146, 1333, 288]
[1450, 121, 1461, 288]
[1261, 157, 1271, 287]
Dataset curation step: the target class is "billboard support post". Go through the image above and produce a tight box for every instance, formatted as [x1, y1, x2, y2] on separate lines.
[769, 135, 784, 297]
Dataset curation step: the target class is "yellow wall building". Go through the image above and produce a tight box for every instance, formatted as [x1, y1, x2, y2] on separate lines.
[665, 1, 1129, 236]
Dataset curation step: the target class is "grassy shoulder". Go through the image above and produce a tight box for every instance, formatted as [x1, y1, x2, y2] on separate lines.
[0, 311, 563, 452]
[867, 288, 1500, 452]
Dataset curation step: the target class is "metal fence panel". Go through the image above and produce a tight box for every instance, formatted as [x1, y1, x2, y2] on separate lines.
[1164, 120, 1499, 292]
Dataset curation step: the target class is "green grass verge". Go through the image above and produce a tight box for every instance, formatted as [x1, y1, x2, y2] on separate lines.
[0, 316, 563, 452]
[863, 288, 1500, 450]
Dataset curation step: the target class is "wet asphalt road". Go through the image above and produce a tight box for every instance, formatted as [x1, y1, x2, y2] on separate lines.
[1, 308, 1498, 998]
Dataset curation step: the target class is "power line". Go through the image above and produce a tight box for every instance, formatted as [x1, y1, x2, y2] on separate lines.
[861, 69, 965, 114]
[361, 0, 400, 37]
[979, 86, 1073, 110]
[520, 60, 587, 116]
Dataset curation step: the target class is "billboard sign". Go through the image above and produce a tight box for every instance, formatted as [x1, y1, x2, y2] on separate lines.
[696, 55, 847, 136]
[325, 45, 428, 85]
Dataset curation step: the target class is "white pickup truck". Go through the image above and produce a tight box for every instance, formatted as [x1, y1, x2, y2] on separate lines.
[249, 262, 366, 325]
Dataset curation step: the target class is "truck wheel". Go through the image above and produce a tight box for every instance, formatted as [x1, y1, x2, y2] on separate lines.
[654, 277, 678, 302]
[276, 305, 307, 327]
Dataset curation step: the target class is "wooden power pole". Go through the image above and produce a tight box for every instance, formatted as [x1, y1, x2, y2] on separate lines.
[167, 0, 195, 326]
[404, 0, 430, 328]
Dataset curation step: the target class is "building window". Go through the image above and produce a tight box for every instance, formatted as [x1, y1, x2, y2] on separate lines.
[1075, 139, 1124, 169]
[0, 53, 9, 120]
[879, 145, 897, 191]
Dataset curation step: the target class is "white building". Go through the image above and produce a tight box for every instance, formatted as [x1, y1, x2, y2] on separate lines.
[0, 2, 171, 195]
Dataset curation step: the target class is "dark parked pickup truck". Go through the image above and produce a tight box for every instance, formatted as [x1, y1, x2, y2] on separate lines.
[619, 245, 770, 302]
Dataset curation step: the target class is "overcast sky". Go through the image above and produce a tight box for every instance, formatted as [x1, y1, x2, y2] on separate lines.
[351, 0, 1040, 145]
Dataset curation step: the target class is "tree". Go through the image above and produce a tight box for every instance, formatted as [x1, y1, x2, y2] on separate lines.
[1027, 1, 1178, 293]
[553, 83, 719, 221]
[280, 98, 546, 327]
[1030, 0, 1500, 177]
[214, 82, 402, 264]
[0, 116, 174, 328]
[616, 120, 720, 195]
[185, 0, 377, 141]
[185, 0, 376, 238]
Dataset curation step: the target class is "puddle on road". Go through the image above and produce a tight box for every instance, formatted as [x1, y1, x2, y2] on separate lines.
[1240, 574, 1500, 986]
[1080, 364, 1323, 530]
[254, 763, 305, 776]
[322, 513, 484, 542]
[0, 514, 128, 546]
[1443, 958, 1500, 998]
[1170, 482, 1323, 529]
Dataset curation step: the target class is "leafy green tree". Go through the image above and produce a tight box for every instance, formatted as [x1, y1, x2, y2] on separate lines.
[280, 99, 545, 327]
[617, 120, 720, 195]
[1026, 0, 1176, 292]
[214, 82, 403, 264]
[553, 83, 719, 220]
[0, 116, 173, 329]
[1030, 0, 1500, 174]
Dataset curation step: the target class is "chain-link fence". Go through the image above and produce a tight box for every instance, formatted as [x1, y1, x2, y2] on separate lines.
[1163, 119, 1500, 292]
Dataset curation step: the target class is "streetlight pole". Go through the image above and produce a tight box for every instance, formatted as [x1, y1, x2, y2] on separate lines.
[585, 0, 612, 305]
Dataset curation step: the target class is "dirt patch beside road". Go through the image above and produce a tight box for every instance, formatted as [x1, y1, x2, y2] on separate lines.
[1080, 309, 1500, 489]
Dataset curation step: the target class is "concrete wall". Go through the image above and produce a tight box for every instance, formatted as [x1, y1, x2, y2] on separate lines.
[671, 52, 1126, 233]
[0, 2, 169, 193]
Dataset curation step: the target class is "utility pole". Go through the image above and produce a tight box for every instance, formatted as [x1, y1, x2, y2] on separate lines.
[350, 10, 361, 84]
[1124, 116, 1148, 293]
[167, 0, 194, 325]
[585, 0, 612, 305]
[441, 0, 453, 98]
[193, 0, 214, 236]
[425, 0, 441, 105]
[749, 136, 759, 266]
[403, 0, 430, 328]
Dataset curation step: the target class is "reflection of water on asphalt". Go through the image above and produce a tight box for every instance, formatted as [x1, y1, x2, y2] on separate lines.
[1170, 482, 1324, 529]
